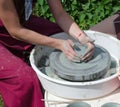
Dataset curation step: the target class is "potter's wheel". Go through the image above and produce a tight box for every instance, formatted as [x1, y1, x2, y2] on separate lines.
[50, 44, 111, 81]
[30, 31, 120, 100]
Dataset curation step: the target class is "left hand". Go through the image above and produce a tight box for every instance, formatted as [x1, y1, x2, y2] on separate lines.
[56, 39, 79, 61]
[77, 32, 95, 62]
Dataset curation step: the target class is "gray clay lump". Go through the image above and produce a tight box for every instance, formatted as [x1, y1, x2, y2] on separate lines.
[49, 43, 111, 81]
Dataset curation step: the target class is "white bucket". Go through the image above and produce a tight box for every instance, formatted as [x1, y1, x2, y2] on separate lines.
[30, 30, 120, 99]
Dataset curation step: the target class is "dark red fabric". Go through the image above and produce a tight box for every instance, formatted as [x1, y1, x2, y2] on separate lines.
[0, 19, 3, 27]
[0, 15, 62, 59]
[0, 43, 44, 107]
[0, 15, 62, 107]
[24, 15, 62, 36]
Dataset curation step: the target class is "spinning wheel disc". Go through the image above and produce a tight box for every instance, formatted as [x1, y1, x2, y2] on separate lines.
[50, 44, 111, 81]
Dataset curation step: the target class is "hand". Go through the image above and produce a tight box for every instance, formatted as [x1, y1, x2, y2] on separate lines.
[58, 39, 79, 61]
[82, 42, 95, 62]
[77, 32, 95, 62]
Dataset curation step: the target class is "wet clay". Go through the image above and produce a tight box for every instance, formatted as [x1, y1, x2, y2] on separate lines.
[49, 44, 111, 81]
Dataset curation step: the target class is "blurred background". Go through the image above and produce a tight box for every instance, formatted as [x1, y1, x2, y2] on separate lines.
[33, 0, 120, 29]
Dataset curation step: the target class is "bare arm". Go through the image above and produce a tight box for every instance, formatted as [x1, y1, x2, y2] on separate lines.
[0, 0, 62, 49]
[47, 0, 84, 39]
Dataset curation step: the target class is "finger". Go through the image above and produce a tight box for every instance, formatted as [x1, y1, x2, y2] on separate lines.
[82, 43, 94, 57]
[82, 50, 94, 62]
[69, 55, 82, 62]
[82, 47, 94, 59]
[63, 40, 76, 55]
[71, 58, 81, 62]
[66, 51, 83, 62]
[74, 53, 82, 59]
[84, 55, 93, 62]
[67, 39, 74, 47]
[65, 50, 75, 60]
[66, 54, 75, 61]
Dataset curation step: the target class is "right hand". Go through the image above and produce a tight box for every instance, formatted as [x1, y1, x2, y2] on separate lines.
[57, 39, 79, 61]
[77, 32, 95, 62]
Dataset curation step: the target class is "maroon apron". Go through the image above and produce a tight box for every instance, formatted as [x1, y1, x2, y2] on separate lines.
[0, 15, 62, 58]
[0, 1, 62, 106]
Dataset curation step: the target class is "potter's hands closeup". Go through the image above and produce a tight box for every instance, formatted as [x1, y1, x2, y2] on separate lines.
[76, 32, 95, 62]
[57, 32, 95, 62]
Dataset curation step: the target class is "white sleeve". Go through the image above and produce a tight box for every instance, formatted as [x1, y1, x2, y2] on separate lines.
[25, 0, 33, 20]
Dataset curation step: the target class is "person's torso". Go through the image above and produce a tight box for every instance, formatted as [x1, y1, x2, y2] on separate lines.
[0, 0, 36, 26]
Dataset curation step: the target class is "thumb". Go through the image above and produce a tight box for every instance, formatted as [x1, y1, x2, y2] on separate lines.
[67, 39, 74, 47]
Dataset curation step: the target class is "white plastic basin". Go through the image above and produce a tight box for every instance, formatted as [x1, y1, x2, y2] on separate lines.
[30, 31, 120, 99]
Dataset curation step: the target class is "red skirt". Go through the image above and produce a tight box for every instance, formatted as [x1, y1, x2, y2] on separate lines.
[0, 15, 62, 107]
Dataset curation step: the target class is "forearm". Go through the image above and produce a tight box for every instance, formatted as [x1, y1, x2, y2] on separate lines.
[10, 27, 61, 49]
[55, 12, 84, 39]
[55, 14, 94, 45]
[47, 0, 84, 39]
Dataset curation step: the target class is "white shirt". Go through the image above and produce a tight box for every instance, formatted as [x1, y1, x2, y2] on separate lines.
[25, 0, 33, 20]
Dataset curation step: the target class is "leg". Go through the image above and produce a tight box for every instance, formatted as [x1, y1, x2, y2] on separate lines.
[89, 14, 119, 38]
[0, 43, 44, 107]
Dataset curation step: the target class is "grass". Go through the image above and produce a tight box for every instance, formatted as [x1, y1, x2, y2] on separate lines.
[0, 97, 4, 107]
